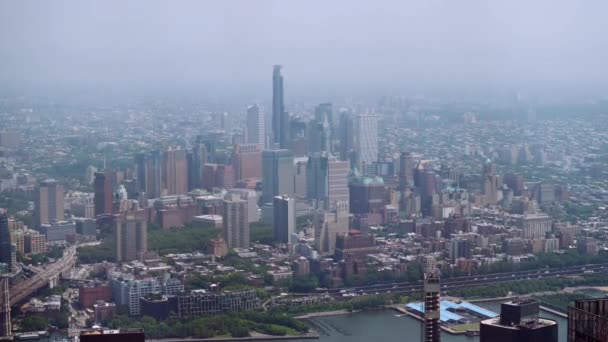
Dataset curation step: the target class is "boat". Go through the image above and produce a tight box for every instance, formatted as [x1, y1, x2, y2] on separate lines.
[14, 332, 41, 340]
[465, 329, 480, 336]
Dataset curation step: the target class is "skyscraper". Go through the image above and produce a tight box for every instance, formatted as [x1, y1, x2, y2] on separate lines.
[272, 65, 288, 149]
[163, 148, 188, 195]
[35, 179, 64, 227]
[187, 139, 207, 191]
[399, 151, 415, 190]
[273, 195, 295, 244]
[338, 109, 355, 162]
[423, 270, 441, 342]
[568, 298, 608, 342]
[115, 216, 148, 262]
[307, 152, 350, 209]
[146, 150, 163, 198]
[314, 201, 349, 256]
[223, 193, 249, 249]
[481, 299, 557, 342]
[354, 113, 378, 170]
[232, 143, 262, 181]
[261, 149, 294, 204]
[246, 104, 265, 147]
[0, 214, 12, 273]
[0, 274, 10, 339]
[94, 172, 113, 216]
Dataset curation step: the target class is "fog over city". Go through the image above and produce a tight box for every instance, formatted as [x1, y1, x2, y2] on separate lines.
[2, 0, 608, 96]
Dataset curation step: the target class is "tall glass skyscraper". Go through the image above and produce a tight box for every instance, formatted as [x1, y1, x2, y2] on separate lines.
[272, 65, 288, 149]
[0, 213, 12, 273]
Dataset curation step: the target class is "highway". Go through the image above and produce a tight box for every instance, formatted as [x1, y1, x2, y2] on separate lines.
[314, 263, 608, 297]
[9, 246, 77, 306]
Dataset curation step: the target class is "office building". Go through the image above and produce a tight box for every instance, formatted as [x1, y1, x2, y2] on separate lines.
[80, 329, 145, 342]
[146, 150, 164, 198]
[261, 149, 294, 204]
[294, 158, 308, 198]
[0, 214, 11, 273]
[177, 288, 258, 318]
[354, 113, 378, 170]
[246, 104, 265, 147]
[35, 179, 64, 227]
[272, 65, 289, 148]
[79, 283, 112, 309]
[399, 151, 415, 190]
[115, 217, 147, 262]
[307, 152, 350, 209]
[0, 274, 10, 339]
[515, 213, 553, 239]
[568, 298, 608, 342]
[577, 237, 599, 256]
[423, 270, 441, 342]
[308, 103, 333, 154]
[480, 299, 557, 342]
[222, 193, 249, 249]
[188, 139, 207, 191]
[94, 172, 113, 216]
[314, 201, 349, 256]
[273, 195, 295, 244]
[338, 110, 355, 162]
[232, 143, 262, 181]
[450, 238, 472, 264]
[227, 188, 258, 223]
[349, 176, 385, 215]
[110, 274, 162, 316]
[41, 221, 76, 242]
[163, 148, 188, 195]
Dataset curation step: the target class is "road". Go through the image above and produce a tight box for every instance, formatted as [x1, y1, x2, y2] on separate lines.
[313, 263, 608, 297]
[9, 246, 77, 306]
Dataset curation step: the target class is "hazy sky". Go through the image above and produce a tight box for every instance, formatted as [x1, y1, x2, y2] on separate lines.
[1, 0, 608, 95]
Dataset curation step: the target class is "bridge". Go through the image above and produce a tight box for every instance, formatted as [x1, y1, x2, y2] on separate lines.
[9, 246, 77, 306]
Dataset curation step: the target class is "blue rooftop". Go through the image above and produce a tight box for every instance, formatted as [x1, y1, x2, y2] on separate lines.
[406, 300, 498, 324]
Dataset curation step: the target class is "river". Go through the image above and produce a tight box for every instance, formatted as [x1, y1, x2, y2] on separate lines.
[287, 302, 568, 342]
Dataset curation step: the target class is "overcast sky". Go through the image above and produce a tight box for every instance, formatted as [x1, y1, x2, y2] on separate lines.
[1, 0, 607, 95]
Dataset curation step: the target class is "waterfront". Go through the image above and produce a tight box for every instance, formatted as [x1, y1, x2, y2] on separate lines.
[286, 303, 568, 342]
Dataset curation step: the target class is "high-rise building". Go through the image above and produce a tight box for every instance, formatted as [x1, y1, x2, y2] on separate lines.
[481, 298, 557, 342]
[223, 193, 249, 249]
[423, 270, 441, 342]
[0, 214, 12, 273]
[115, 217, 148, 262]
[145, 150, 163, 198]
[568, 298, 608, 342]
[399, 151, 415, 190]
[94, 172, 113, 216]
[354, 113, 378, 170]
[349, 176, 385, 215]
[232, 143, 262, 181]
[0, 274, 10, 339]
[187, 141, 207, 191]
[294, 158, 308, 199]
[246, 104, 265, 147]
[307, 152, 350, 209]
[109, 273, 161, 316]
[273, 195, 295, 244]
[35, 179, 64, 227]
[450, 238, 472, 264]
[338, 110, 355, 162]
[272, 65, 289, 149]
[227, 188, 258, 223]
[261, 149, 294, 204]
[314, 201, 349, 256]
[163, 148, 188, 195]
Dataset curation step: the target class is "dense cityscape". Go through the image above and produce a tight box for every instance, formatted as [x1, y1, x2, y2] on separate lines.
[2, 2, 608, 342]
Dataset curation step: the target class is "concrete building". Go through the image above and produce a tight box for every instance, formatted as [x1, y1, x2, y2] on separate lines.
[227, 188, 258, 223]
[294, 158, 308, 199]
[94, 172, 113, 216]
[177, 288, 258, 318]
[163, 148, 188, 196]
[314, 201, 349, 256]
[261, 149, 294, 204]
[110, 274, 162, 316]
[79, 283, 112, 309]
[232, 143, 262, 181]
[515, 213, 552, 239]
[246, 104, 265, 147]
[273, 195, 295, 244]
[41, 221, 76, 242]
[568, 298, 608, 342]
[115, 217, 148, 262]
[0, 274, 10, 339]
[35, 179, 64, 227]
[480, 299, 557, 342]
[354, 113, 378, 170]
[222, 193, 249, 249]
[0, 214, 12, 273]
[307, 152, 350, 210]
[423, 270, 441, 342]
